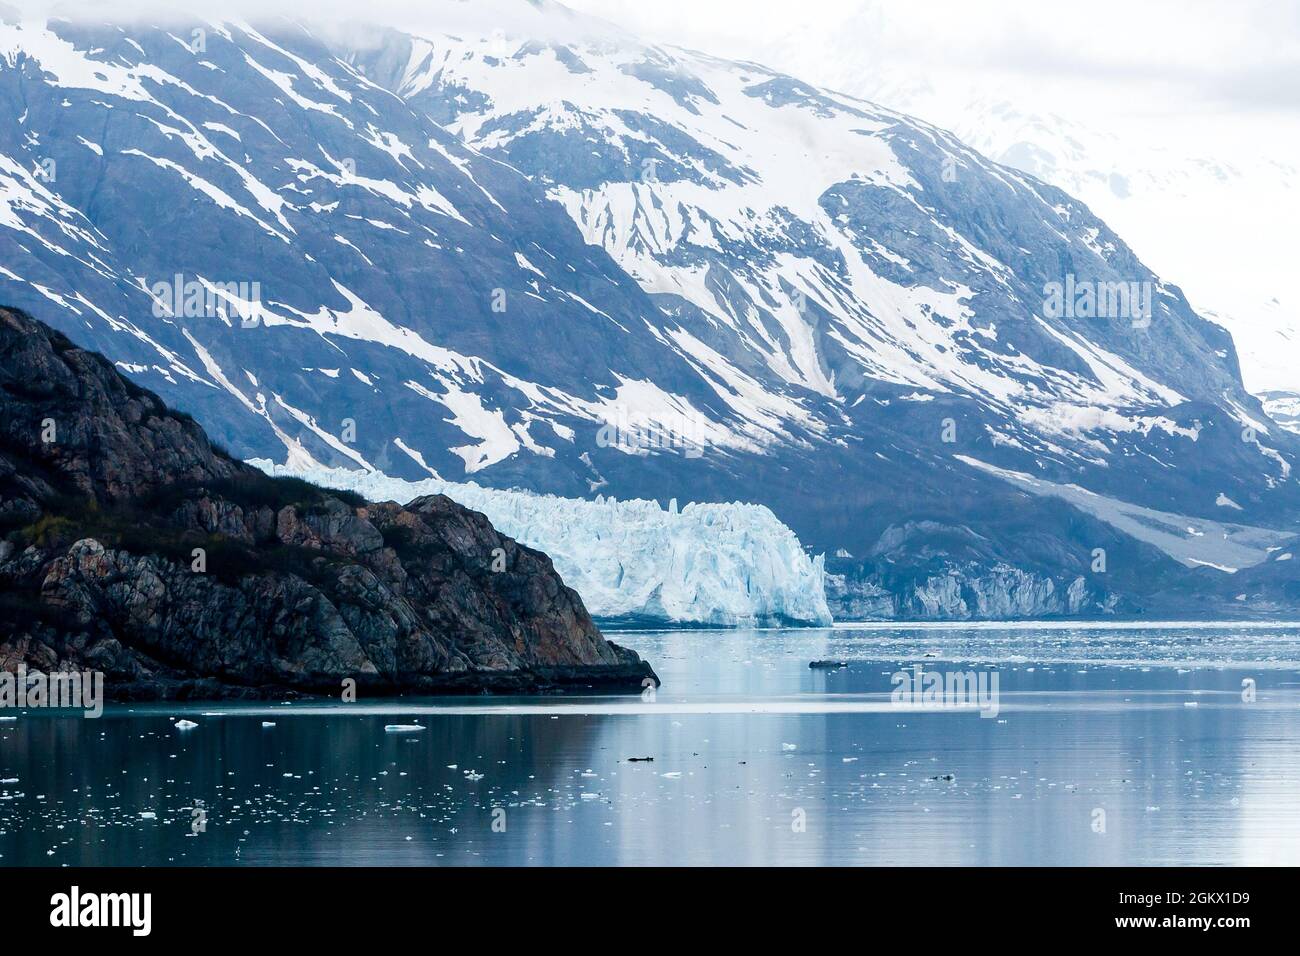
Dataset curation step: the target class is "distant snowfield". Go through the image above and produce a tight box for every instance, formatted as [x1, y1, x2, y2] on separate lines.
[251, 461, 833, 627]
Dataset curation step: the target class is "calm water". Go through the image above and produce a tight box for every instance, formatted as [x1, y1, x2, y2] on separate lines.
[4, 621, 1300, 866]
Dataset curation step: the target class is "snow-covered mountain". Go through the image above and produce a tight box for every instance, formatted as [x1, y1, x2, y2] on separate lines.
[254, 460, 832, 626]
[838, 80, 1300, 406]
[2, 1, 1298, 619]
[700, 3, 1300, 417]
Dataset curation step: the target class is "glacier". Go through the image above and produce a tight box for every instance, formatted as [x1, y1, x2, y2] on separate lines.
[251, 461, 833, 628]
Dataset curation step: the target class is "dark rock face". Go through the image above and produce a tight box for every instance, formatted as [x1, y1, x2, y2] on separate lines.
[821, 516, 1145, 621]
[825, 562, 1110, 621]
[0, 306, 657, 698]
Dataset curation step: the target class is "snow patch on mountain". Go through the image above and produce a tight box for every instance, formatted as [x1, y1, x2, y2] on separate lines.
[956, 455, 1292, 571]
[251, 461, 833, 627]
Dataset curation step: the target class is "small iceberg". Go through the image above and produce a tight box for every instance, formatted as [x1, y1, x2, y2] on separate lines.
[174, 719, 198, 730]
[261, 721, 277, 728]
[384, 724, 425, 733]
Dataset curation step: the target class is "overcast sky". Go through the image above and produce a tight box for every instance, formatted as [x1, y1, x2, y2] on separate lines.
[18, 0, 1298, 118]
[16, 0, 1299, 131]
[563, 0, 1300, 118]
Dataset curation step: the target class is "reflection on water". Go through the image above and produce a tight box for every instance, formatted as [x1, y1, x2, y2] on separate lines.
[3, 622, 1300, 865]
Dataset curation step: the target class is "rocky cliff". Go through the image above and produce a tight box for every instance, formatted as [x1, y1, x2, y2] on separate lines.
[0, 306, 657, 698]
[825, 563, 1113, 621]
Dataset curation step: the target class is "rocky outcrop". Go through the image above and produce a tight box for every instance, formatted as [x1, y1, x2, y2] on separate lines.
[825, 563, 1115, 621]
[0, 306, 657, 698]
[823, 519, 1128, 621]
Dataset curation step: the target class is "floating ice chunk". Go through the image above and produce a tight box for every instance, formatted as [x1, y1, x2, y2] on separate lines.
[174, 719, 199, 730]
[261, 721, 277, 728]
[781, 742, 797, 751]
[139, 811, 157, 819]
[384, 724, 426, 732]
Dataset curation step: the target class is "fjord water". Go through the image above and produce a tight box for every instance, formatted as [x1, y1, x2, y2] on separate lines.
[3, 623, 1300, 866]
